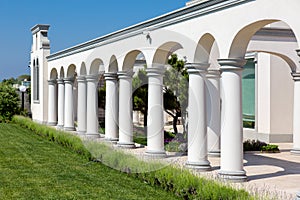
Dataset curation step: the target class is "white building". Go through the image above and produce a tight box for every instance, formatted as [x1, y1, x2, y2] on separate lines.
[30, 0, 300, 181]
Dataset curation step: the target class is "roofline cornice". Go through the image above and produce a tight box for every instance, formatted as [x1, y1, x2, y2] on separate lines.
[47, 0, 253, 61]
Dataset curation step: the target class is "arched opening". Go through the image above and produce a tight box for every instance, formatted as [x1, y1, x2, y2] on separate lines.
[33, 58, 40, 101]
[230, 20, 299, 143]
[152, 42, 183, 66]
[59, 67, 64, 79]
[50, 68, 58, 80]
[67, 64, 76, 78]
[108, 55, 118, 72]
[90, 59, 104, 75]
[80, 62, 87, 76]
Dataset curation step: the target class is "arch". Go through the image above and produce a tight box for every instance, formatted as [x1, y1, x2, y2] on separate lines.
[80, 62, 87, 76]
[108, 55, 118, 72]
[229, 20, 284, 58]
[90, 58, 104, 75]
[59, 67, 65, 78]
[194, 33, 220, 67]
[50, 68, 58, 80]
[122, 50, 146, 71]
[152, 42, 183, 65]
[248, 50, 297, 72]
[67, 64, 76, 78]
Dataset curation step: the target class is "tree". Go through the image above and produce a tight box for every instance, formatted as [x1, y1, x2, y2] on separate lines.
[132, 68, 148, 128]
[0, 83, 20, 122]
[163, 54, 189, 134]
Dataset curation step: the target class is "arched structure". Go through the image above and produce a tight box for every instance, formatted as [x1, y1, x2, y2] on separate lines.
[30, 0, 300, 182]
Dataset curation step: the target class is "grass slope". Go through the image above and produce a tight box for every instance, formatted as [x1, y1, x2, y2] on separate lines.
[0, 123, 179, 200]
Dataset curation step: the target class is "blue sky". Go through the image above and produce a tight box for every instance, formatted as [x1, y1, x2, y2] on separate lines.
[0, 0, 187, 81]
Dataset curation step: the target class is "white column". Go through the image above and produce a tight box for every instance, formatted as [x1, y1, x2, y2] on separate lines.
[291, 72, 300, 154]
[47, 79, 57, 126]
[57, 79, 64, 129]
[206, 69, 221, 157]
[104, 73, 119, 142]
[218, 58, 247, 182]
[117, 71, 135, 148]
[145, 67, 166, 158]
[63, 77, 75, 131]
[186, 63, 211, 170]
[77, 76, 87, 135]
[86, 74, 100, 138]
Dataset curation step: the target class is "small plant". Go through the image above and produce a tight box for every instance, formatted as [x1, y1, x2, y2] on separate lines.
[243, 139, 267, 151]
[261, 144, 280, 153]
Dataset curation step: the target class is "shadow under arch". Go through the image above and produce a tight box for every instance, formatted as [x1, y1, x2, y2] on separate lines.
[67, 64, 76, 78]
[49, 68, 58, 80]
[122, 50, 146, 71]
[80, 62, 87, 76]
[194, 33, 220, 66]
[59, 67, 65, 79]
[108, 55, 118, 72]
[228, 20, 299, 59]
[90, 59, 104, 75]
[152, 42, 183, 66]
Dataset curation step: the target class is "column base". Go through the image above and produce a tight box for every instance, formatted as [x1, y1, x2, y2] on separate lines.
[77, 130, 86, 136]
[291, 148, 300, 155]
[145, 150, 167, 158]
[105, 138, 119, 144]
[47, 122, 57, 126]
[218, 170, 247, 182]
[85, 133, 101, 139]
[208, 150, 221, 157]
[186, 161, 211, 171]
[117, 142, 136, 149]
[57, 125, 64, 130]
[64, 127, 76, 131]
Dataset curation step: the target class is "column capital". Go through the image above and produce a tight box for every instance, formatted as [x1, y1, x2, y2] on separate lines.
[48, 79, 56, 85]
[146, 67, 166, 77]
[295, 49, 300, 57]
[104, 72, 118, 80]
[186, 63, 209, 74]
[85, 74, 99, 82]
[63, 77, 75, 83]
[292, 72, 300, 81]
[206, 69, 221, 79]
[57, 78, 64, 84]
[218, 58, 246, 71]
[77, 75, 86, 82]
[117, 71, 134, 79]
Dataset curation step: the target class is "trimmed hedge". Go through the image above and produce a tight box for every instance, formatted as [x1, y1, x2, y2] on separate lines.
[12, 116, 254, 200]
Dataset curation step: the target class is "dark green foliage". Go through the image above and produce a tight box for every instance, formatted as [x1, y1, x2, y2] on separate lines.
[164, 54, 189, 134]
[132, 68, 148, 126]
[243, 140, 267, 151]
[0, 83, 20, 122]
[261, 144, 280, 153]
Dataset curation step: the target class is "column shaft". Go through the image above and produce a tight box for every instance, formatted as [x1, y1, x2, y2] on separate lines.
[291, 72, 300, 154]
[218, 58, 247, 182]
[64, 78, 75, 131]
[145, 67, 166, 157]
[47, 79, 57, 126]
[104, 73, 119, 141]
[186, 63, 211, 170]
[77, 76, 87, 134]
[86, 75, 100, 138]
[57, 79, 64, 129]
[206, 69, 221, 156]
[117, 71, 135, 148]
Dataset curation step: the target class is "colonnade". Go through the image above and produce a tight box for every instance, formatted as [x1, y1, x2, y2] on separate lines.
[46, 54, 300, 182]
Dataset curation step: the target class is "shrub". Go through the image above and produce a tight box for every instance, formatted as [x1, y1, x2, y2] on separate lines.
[0, 83, 20, 122]
[243, 139, 267, 151]
[261, 144, 280, 153]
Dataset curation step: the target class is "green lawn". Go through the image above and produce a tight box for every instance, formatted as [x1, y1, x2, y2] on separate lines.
[0, 123, 179, 200]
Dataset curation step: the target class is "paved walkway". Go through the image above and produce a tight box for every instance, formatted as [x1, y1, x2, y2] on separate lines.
[120, 142, 300, 200]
